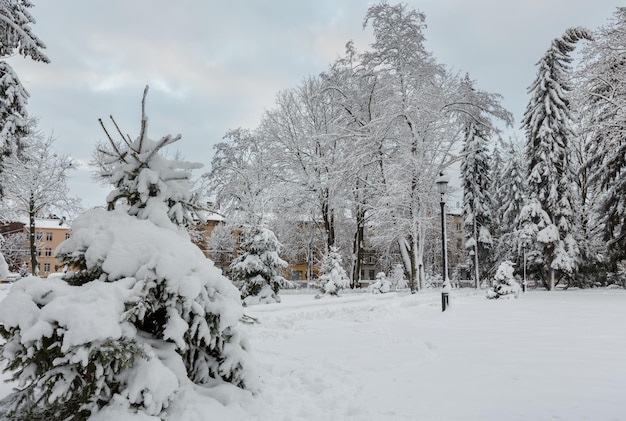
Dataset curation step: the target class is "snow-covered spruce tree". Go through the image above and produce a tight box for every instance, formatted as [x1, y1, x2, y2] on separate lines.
[368, 271, 391, 294]
[492, 139, 528, 269]
[520, 27, 592, 290]
[0, 62, 29, 158]
[231, 224, 287, 306]
[461, 120, 493, 289]
[0, 87, 256, 420]
[486, 260, 521, 299]
[317, 246, 350, 296]
[0, 1, 49, 62]
[0, 0, 49, 193]
[457, 74, 513, 288]
[497, 139, 526, 234]
[391, 263, 408, 290]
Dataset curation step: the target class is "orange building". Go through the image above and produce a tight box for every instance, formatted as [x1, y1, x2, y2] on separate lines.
[0, 218, 71, 277]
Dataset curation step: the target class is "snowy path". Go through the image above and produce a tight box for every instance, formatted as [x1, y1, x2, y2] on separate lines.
[241, 289, 626, 420]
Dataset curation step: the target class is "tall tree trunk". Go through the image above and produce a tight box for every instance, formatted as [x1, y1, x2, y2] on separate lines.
[473, 213, 480, 289]
[398, 238, 413, 292]
[351, 205, 365, 289]
[411, 229, 420, 292]
[548, 267, 555, 291]
[306, 238, 314, 282]
[416, 232, 425, 291]
[408, 239, 417, 293]
[321, 189, 335, 249]
[28, 195, 37, 275]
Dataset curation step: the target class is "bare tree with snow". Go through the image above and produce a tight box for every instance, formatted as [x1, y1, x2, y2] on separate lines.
[0, 230, 27, 272]
[578, 8, 626, 265]
[0, 127, 80, 274]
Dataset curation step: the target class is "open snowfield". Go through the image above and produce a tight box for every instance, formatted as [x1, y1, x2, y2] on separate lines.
[1, 285, 625, 420]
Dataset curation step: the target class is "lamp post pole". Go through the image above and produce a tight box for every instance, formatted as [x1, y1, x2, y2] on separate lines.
[522, 242, 527, 293]
[436, 172, 450, 312]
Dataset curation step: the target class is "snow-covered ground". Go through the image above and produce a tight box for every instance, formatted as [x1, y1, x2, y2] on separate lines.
[1, 285, 625, 420]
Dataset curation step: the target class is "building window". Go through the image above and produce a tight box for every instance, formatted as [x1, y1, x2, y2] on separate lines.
[36, 232, 42, 241]
[456, 223, 462, 232]
[46, 232, 53, 241]
[65, 233, 71, 240]
[36, 248, 42, 256]
[360, 269, 365, 280]
[43, 263, 50, 273]
[368, 255, 376, 264]
[44, 248, 52, 257]
[226, 253, 233, 263]
[291, 270, 302, 281]
[369, 270, 375, 280]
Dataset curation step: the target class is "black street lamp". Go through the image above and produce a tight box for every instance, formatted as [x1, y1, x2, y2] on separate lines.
[521, 233, 528, 293]
[436, 171, 451, 311]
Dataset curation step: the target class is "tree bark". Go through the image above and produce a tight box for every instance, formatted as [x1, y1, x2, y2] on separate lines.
[473, 213, 480, 289]
[351, 205, 365, 288]
[321, 189, 335, 249]
[28, 195, 37, 275]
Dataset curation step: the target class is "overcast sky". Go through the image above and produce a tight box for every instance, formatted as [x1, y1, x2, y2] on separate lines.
[8, 0, 623, 209]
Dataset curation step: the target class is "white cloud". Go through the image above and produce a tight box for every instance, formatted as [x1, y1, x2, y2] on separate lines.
[6, 0, 623, 208]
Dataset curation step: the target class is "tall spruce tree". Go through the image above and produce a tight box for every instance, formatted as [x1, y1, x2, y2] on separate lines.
[0, 0, 48, 193]
[457, 75, 513, 287]
[497, 140, 526, 232]
[492, 139, 528, 269]
[520, 27, 592, 290]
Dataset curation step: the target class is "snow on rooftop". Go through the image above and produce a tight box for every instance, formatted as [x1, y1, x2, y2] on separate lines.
[15, 218, 71, 230]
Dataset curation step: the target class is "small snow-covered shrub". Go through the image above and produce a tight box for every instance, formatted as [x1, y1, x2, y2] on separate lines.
[368, 272, 391, 294]
[317, 247, 350, 296]
[486, 261, 521, 299]
[423, 272, 439, 289]
[231, 224, 287, 306]
[391, 264, 408, 290]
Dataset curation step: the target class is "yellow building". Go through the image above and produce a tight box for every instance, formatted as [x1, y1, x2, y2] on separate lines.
[0, 218, 71, 277]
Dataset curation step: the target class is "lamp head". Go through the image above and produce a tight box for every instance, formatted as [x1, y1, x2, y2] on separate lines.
[436, 171, 449, 195]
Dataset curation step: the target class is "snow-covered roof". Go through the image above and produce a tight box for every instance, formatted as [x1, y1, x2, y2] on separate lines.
[204, 212, 225, 222]
[447, 207, 463, 216]
[15, 218, 71, 230]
